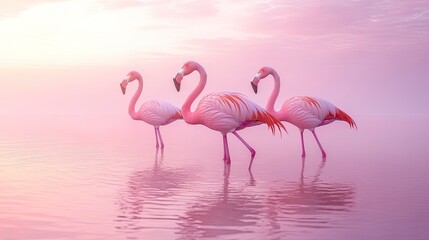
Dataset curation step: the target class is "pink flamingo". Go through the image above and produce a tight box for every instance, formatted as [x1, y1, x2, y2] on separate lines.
[250, 67, 357, 158]
[120, 71, 182, 148]
[173, 61, 285, 169]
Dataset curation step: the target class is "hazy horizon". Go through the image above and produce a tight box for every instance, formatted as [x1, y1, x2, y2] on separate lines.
[1, 0, 429, 127]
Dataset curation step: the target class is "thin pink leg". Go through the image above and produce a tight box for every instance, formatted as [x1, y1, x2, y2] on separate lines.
[156, 127, 165, 149]
[222, 133, 227, 161]
[232, 131, 256, 158]
[300, 129, 306, 158]
[232, 131, 256, 170]
[154, 127, 160, 148]
[300, 156, 306, 181]
[222, 133, 231, 164]
[311, 130, 326, 158]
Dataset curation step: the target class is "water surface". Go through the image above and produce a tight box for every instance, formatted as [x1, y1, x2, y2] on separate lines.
[1, 115, 428, 240]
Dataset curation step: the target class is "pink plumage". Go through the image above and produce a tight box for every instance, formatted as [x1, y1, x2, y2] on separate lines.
[173, 61, 285, 169]
[121, 71, 182, 148]
[190, 92, 282, 133]
[251, 66, 356, 158]
[279, 96, 356, 130]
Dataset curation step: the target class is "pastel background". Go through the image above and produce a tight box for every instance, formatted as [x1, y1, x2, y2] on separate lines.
[1, 0, 429, 124]
[1, 1, 429, 240]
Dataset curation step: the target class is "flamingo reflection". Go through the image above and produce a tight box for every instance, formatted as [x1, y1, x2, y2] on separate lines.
[177, 164, 262, 239]
[264, 158, 355, 235]
[115, 149, 194, 236]
[177, 159, 355, 239]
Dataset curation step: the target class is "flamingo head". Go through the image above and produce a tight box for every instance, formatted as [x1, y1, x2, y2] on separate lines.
[173, 68, 184, 92]
[251, 67, 271, 94]
[173, 61, 200, 92]
[120, 79, 128, 95]
[126, 71, 141, 82]
[120, 71, 141, 95]
[251, 73, 261, 94]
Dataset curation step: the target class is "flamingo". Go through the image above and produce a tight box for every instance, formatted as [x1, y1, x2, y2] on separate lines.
[172, 61, 285, 170]
[250, 66, 356, 158]
[120, 71, 182, 148]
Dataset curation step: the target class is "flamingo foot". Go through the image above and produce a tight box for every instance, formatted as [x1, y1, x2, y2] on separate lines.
[223, 163, 231, 177]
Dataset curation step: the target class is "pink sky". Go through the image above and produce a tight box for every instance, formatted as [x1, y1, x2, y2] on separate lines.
[1, 0, 429, 130]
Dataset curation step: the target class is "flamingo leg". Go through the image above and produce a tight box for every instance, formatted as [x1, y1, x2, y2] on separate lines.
[300, 129, 306, 158]
[232, 131, 256, 158]
[223, 142, 227, 161]
[222, 133, 231, 164]
[154, 127, 160, 148]
[156, 127, 165, 149]
[311, 130, 326, 158]
[232, 131, 256, 170]
[222, 134, 227, 161]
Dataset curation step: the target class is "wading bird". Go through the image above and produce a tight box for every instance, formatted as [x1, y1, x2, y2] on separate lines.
[121, 71, 182, 148]
[173, 61, 285, 169]
[250, 66, 356, 158]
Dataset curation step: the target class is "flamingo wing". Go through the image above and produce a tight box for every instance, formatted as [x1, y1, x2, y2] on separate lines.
[309, 97, 357, 128]
[195, 92, 285, 133]
[281, 96, 356, 129]
[138, 100, 182, 126]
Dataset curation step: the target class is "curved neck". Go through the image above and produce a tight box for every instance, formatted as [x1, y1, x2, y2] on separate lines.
[266, 70, 280, 114]
[182, 64, 207, 123]
[129, 78, 142, 120]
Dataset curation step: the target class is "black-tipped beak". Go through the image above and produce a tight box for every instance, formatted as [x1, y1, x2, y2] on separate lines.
[173, 78, 181, 92]
[120, 83, 126, 95]
[251, 82, 258, 94]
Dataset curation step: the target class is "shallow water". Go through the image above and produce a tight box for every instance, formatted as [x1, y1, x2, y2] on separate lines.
[1, 115, 428, 240]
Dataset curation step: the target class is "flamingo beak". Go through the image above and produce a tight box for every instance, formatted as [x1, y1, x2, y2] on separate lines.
[173, 68, 184, 92]
[120, 80, 127, 95]
[173, 78, 181, 92]
[251, 82, 258, 94]
[251, 73, 261, 94]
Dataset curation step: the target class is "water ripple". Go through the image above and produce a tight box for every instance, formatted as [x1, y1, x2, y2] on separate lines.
[3, 118, 427, 240]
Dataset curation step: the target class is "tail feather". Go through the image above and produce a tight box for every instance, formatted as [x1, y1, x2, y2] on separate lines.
[335, 108, 357, 129]
[252, 110, 287, 135]
[171, 110, 183, 120]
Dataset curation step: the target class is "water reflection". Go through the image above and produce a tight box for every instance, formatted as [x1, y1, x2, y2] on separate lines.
[177, 164, 262, 239]
[2, 117, 427, 239]
[265, 158, 355, 234]
[176, 158, 355, 239]
[114, 149, 194, 238]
